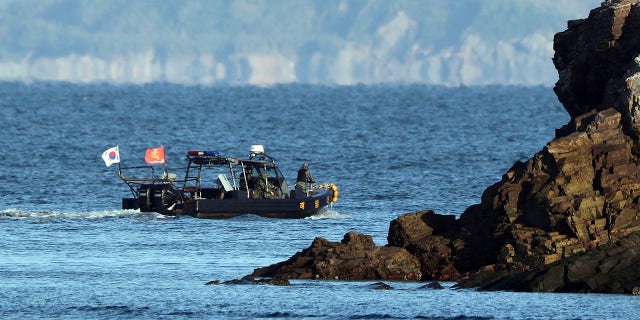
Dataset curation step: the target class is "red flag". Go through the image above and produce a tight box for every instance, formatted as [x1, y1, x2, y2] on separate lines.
[145, 146, 166, 164]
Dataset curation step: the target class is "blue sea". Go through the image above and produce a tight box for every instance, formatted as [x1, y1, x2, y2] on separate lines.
[1, 83, 638, 319]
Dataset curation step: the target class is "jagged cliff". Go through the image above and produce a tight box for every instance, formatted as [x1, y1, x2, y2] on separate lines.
[248, 0, 640, 293]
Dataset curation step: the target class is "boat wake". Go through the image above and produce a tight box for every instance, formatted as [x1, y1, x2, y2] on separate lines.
[0, 208, 167, 221]
[0, 207, 348, 221]
[306, 207, 351, 220]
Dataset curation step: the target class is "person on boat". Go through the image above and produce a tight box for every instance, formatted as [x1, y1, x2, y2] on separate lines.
[253, 172, 277, 199]
[295, 163, 315, 192]
[240, 167, 253, 190]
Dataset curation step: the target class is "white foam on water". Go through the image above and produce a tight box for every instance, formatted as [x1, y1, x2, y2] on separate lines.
[306, 207, 351, 220]
[0, 208, 167, 221]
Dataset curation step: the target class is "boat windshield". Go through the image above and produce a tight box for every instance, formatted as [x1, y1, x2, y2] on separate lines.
[238, 160, 287, 190]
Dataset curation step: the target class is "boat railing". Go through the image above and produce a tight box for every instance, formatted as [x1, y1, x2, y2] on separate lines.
[118, 165, 188, 197]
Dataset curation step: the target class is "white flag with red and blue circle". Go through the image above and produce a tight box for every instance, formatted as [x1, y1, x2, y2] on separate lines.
[102, 146, 120, 167]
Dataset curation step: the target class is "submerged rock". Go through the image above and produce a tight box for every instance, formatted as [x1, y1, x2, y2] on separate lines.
[245, 0, 640, 294]
[420, 282, 445, 290]
[220, 275, 291, 286]
[369, 282, 393, 290]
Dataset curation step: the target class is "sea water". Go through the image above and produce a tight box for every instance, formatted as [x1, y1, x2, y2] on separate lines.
[1, 83, 639, 319]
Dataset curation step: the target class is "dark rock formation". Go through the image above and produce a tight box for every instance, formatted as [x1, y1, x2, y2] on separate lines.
[457, 232, 640, 294]
[213, 275, 291, 286]
[553, 0, 640, 121]
[420, 282, 445, 290]
[387, 210, 462, 280]
[245, 0, 640, 293]
[250, 231, 422, 281]
[369, 282, 394, 290]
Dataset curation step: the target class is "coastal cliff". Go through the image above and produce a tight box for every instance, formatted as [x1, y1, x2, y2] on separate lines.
[249, 0, 640, 294]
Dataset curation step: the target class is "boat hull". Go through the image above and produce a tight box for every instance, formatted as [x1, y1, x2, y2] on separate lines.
[123, 188, 334, 219]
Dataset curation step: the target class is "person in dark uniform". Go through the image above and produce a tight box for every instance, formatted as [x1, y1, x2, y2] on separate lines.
[253, 172, 277, 199]
[295, 163, 315, 192]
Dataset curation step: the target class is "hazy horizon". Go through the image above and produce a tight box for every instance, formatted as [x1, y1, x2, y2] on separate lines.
[0, 0, 601, 86]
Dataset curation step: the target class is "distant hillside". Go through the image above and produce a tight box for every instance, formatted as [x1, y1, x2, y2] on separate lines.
[0, 0, 600, 86]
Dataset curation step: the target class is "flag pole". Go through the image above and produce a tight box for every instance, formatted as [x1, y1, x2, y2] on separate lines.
[116, 145, 122, 173]
[162, 145, 167, 178]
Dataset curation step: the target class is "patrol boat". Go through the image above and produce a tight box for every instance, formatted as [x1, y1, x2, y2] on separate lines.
[118, 145, 338, 219]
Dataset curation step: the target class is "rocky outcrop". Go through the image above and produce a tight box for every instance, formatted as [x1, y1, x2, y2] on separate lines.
[553, 0, 640, 122]
[457, 232, 640, 294]
[246, 0, 640, 293]
[387, 210, 461, 280]
[250, 231, 422, 281]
